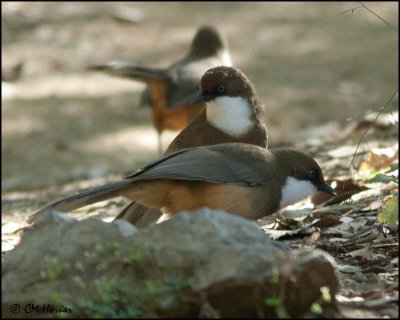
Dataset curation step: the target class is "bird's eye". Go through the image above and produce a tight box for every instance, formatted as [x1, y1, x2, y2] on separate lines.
[308, 169, 317, 179]
[216, 85, 225, 93]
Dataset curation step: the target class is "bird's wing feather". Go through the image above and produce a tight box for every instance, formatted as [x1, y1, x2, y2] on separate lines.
[125, 147, 265, 186]
[166, 59, 216, 108]
[30, 146, 266, 223]
[166, 82, 200, 109]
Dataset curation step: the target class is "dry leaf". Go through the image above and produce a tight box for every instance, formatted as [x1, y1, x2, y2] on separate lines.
[2, 222, 21, 234]
[337, 264, 362, 274]
[358, 111, 399, 130]
[312, 205, 355, 218]
[311, 216, 341, 228]
[312, 179, 367, 205]
[328, 145, 368, 159]
[339, 216, 354, 224]
[358, 148, 398, 173]
[348, 244, 373, 259]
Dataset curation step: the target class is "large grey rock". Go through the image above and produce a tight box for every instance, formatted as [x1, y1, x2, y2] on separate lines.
[2, 209, 338, 318]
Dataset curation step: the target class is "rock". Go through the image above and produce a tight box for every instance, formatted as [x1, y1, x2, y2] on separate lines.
[2, 208, 338, 318]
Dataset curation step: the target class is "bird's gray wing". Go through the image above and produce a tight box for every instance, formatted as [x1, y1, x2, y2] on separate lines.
[165, 61, 206, 108]
[125, 147, 265, 186]
[166, 81, 200, 109]
[88, 61, 169, 81]
[29, 146, 264, 223]
[166, 52, 230, 108]
[138, 89, 151, 108]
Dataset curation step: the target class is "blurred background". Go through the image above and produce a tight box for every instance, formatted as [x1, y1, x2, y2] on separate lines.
[2, 1, 398, 194]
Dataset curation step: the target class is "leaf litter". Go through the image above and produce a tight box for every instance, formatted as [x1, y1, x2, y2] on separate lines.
[2, 3, 398, 317]
[259, 111, 398, 317]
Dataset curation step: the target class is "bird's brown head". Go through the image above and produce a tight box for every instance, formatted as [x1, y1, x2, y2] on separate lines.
[189, 66, 265, 138]
[190, 25, 228, 57]
[272, 149, 336, 208]
[196, 66, 256, 101]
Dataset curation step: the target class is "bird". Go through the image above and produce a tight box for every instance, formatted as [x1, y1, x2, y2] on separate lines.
[115, 65, 268, 226]
[88, 25, 232, 155]
[164, 65, 268, 154]
[29, 143, 336, 223]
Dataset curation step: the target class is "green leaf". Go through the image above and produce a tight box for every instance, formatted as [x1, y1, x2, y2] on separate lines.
[265, 297, 282, 307]
[145, 280, 162, 294]
[367, 173, 398, 184]
[388, 162, 399, 172]
[320, 286, 332, 303]
[311, 302, 323, 315]
[378, 196, 398, 224]
[159, 294, 176, 309]
[265, 297, 289, 318]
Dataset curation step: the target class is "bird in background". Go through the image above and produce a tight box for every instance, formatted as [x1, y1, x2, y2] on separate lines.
[89, 25, 232, 155]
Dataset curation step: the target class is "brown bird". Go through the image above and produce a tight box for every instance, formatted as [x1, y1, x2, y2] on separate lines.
[89, 25, 232, 155]
[29, 143, 336, 223]
[164, 65, 268, 154]
[116, 65, 268, 226]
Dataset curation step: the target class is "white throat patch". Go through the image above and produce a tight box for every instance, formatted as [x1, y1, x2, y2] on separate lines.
[279, 176, 317, 209]
[206, 96, 253, 137]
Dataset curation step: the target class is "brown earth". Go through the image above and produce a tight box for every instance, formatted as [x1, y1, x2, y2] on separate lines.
[2, 2, 398, 318]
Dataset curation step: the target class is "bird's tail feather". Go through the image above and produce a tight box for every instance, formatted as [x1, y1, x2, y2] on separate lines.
[29, 180, 132, 223]
[88, 62, 168, 81]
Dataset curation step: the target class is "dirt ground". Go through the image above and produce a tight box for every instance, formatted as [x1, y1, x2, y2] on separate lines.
[2, 2, 399, 318]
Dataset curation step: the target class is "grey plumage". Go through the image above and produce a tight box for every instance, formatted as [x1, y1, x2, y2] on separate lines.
[125, 146, 265, 186]
[88, 25, 231, 110]
[31, 143, 267, 221]
[30, 143, 334, 224]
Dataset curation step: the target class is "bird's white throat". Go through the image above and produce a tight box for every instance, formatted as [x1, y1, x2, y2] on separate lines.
[279, 176, 317, 208]
[206, 96, 253, 137]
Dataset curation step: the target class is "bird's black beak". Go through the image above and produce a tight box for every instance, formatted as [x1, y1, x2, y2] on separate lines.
[315, 181, 337, 196]
[189, 92, 215, 104]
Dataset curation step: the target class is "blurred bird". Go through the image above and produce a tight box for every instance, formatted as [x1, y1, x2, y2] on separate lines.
[89, 25, 232, 155]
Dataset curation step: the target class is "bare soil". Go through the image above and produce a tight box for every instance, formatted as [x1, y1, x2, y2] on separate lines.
[2, 2, 398, 318]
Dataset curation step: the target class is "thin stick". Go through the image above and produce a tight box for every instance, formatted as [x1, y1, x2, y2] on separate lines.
[358, 2, 398, 32]
[336, 5, 363, 16]
[347, 89, 398, 176]
[336, 3, 398, 33]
